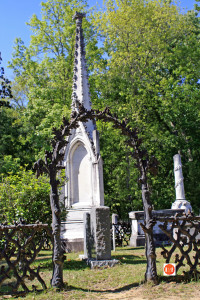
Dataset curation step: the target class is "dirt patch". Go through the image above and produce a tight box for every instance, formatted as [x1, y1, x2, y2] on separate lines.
[101, 282, 200, 300]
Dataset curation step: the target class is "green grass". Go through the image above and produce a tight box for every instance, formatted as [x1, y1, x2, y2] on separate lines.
[1, 246, 200, 299]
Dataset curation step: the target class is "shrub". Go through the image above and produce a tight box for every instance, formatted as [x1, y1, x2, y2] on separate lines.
[0, 167, 51, 225]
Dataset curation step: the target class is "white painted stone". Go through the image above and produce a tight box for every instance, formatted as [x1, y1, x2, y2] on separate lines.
[61, 13, 104, 251]
[173, 154, 185, 200]
[171, 154, 192, 213]
[71, 143, 92, 204]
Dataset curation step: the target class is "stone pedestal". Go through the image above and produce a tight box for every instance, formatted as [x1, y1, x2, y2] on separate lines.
[87, 259, 119, 269]
[129, 209, 184, 247]
[129, 211, 145, 247]
[61, 205, 92, 252]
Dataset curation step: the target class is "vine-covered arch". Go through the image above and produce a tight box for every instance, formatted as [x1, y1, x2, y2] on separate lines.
[34, 104, 158, 288]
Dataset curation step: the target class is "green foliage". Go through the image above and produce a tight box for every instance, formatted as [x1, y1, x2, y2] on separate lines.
[0, 105, 37, 171]
[0, 155, 21, 176]
[97, 121, 142, 218]
[4, 0, 200, 219]
[0, 53, 12, 105]
[0, 167, 51, 224]
[92, 0, 200, 213]
[9, 0, 103, 159]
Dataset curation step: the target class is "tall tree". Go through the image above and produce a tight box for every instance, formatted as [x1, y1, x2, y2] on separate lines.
[92, 0, 200, 213]
[9, 0, 103, 160]
[0, 52, 12, 106]
[8, 0, 200, 217]
[0, 54, 27, 174]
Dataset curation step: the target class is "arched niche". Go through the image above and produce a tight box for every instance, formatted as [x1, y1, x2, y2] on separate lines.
[69, 141, 93, 206]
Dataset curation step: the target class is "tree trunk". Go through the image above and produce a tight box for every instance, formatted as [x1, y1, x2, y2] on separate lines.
[49, 167, 64, 288]
[141, 178, 157, 283]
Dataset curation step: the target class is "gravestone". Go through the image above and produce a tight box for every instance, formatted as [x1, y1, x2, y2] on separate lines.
[171, 154, 192, 213]
[90, 206, 111, 260]
[83, 207, 119, 268]
[129, 154, 194, 247]
[83, 212, 91, 259]
[61, 12, 104, 252]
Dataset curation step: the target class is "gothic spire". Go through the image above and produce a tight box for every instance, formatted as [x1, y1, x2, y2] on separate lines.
[71, 12, 91, 111]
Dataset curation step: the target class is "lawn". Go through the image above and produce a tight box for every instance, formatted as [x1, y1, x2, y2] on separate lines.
[1, 246, 200, 300]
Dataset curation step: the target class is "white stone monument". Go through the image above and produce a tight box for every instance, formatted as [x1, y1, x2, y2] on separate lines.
[129, 209, 185, 247]
[171, 154, 192, 213]
[61, 12, 104, 252]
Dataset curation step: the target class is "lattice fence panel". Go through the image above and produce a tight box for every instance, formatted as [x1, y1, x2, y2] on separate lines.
[157, 214, 200, 278]
[0, 221, 52, 296]
[112, 222, 131, 247]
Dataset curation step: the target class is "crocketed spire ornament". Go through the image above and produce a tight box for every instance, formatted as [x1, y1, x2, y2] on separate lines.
[61, 12, 104, 252]
[71, 11, 92, 113]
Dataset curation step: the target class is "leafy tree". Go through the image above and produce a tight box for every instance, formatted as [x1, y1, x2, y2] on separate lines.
[9, 0, 103, 160]
[92, 0, 200, 213]
[0, 52, 12, 106]
[97, 121, 142, 219]
[0, 99, 36, 174]
[0, 55, 27, 174]
[0, 167, 51, 224]
[7, 0, 200, 218]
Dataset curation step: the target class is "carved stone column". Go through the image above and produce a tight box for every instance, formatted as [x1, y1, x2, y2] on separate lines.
[171, 154, 192, 213]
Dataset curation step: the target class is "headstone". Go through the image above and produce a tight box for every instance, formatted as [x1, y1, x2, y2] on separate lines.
[91, 206, 111, 260]
[171, 154, 192, 213]
[83, 212, 91, 259]
[112, 214, 118, 225]
[84, 207, 119, 268]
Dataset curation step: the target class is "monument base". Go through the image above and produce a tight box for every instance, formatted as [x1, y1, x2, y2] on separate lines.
[171, 200, 192, 213]
[61, 238, 84, 252]
[129, 235, 145, 247]
[61, 205, 93, 253]
[87, 259, 119, 269]
[129, 209, 185, 248]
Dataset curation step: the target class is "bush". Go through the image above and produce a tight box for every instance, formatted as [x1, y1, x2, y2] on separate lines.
[0, 167, 51, 225]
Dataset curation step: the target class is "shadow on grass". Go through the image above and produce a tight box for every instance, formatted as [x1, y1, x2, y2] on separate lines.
[65, 273, 196, 295]
[158, 274, 199, 284]
[117, 246, 145, 251]
[37, 258, 89, 271]
[63, 260, 89, 271]
[112, 254, 147, 265]
[37, 252, 52, 257]
[67, 281, 142, 294]
[37, 254, 147, 270]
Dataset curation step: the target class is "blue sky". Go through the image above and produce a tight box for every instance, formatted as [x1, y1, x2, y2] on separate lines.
[0, 0, 197, 79]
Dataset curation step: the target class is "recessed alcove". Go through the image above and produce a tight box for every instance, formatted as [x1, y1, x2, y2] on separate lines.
[70, 142, 92, 205]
